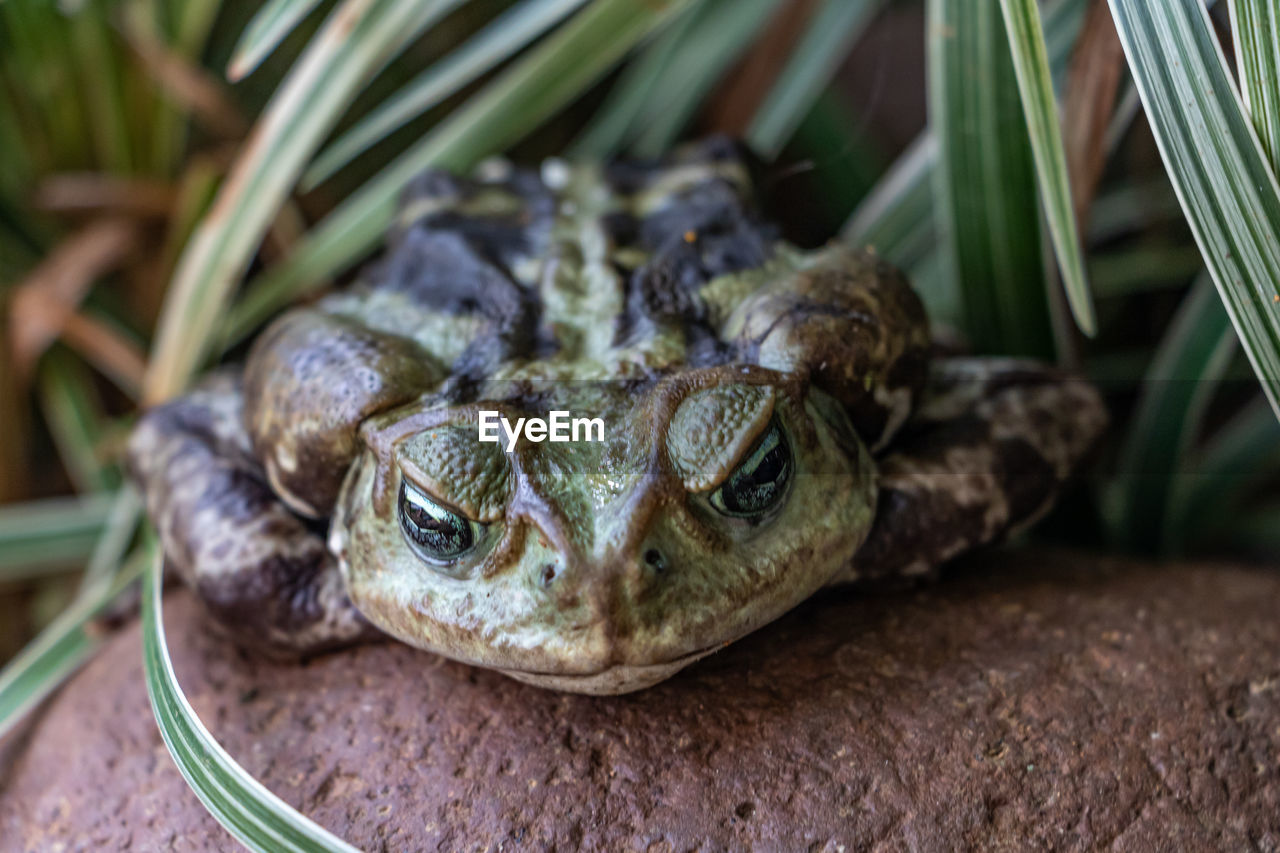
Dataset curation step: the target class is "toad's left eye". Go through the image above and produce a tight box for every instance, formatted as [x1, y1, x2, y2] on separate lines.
[398, 480, 484, 564]
[709, 421, 793, 519]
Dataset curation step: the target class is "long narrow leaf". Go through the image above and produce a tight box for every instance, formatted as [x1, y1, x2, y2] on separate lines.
[145, 0, 466, 403]
[928, 0, 1055, 358]
[228, 0, 327, 81]
[631, 0, 783, 158]
[1107, 0, 1280, 417]
[1169, 397, 1280, 552]
[746, 0, 884, 157]
[844, 0, 1090, 320]
[0, 542, 145, 740]
[142, 549, 359, 852]
[305, 0, 591, 188]
[1229, 0, 1280, 171]
[569, 0, 703, 157]
[843, 133, 938, 269]
[0, 493, 115, 580]
[999, 0, 1096, 335]
[37, 350, 118, 494]
[1111, 276, 1236, 551]
[224, 0, 698, 345]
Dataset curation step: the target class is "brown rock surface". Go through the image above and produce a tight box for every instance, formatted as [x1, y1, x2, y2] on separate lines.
[2, 550, 1279, 851]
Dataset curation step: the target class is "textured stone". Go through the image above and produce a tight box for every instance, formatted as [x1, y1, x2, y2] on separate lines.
[2, 550, 1279, 851]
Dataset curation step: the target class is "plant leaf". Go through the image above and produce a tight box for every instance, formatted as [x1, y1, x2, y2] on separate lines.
[142, 547, 360, 852]
[0, 492, 116, 580]
[223, 0, 699, 345]
[36, 349, 119, 493]
[630, 0, 784, 157]
[1110, 276, 1236, 552]
[569, 1, 703, 158]
[0, 537, 145, 740]
[845, 0, 1091, 332]
[927, 0, 1056, 358]
[746, 0, 884, 157]
[843, 133, 938, 271]
[228, 0, 327, 81]
[305, 0, 591, 188]
[1107, 0, 1280, 417]
[1168, 396, 1280, 552]
[145, 0, 467, 404]
[1229, 0, 1280, 171]
[998, 0, 1096, 335]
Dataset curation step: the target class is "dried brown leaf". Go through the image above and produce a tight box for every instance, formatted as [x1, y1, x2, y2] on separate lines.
[35, 174, 177, 219]
[7, 219, 139, 378]
[59, 312, 147, 400]
[705, 0, 820, 136]
[123, 17, 248, 139]
[1063, 0, 1125, 230]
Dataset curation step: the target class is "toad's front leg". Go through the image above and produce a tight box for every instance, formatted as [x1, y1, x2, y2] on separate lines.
[834, 357, 1108, 585]
[127, 373, 380, 656]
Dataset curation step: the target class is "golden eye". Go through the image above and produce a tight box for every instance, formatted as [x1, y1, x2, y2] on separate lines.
[709, 421, 792, 519]
[398, 480, 484, 563]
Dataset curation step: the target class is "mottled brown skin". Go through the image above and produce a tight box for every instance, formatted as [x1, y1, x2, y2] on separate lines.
[128, 138, 1107, 694]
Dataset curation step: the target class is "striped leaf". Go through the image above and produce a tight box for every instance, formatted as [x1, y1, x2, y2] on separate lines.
[1107, 0, 1280, 417]
[998, 0, 1096, 335]
[142, 548, 360, 851]
[304, 0, 591, 188]
[1229, 0, 1280, 171]
[927, 0, 1056, 358]
[228, 0, 327, 81]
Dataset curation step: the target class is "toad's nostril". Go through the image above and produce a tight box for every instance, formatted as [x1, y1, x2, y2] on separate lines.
[540, 563, 558, 587]
[643, 548, 666, 573]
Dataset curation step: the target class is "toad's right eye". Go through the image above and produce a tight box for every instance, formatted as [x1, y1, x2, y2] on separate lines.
[398, 480, 484, 564]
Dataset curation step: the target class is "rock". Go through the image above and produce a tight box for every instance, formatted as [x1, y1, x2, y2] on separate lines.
[2, 550, 1279, 851]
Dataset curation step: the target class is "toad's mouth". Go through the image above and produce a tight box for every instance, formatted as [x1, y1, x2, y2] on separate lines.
[494, 642, 727, 696]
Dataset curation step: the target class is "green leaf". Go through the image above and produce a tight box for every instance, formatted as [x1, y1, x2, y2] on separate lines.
[228, 0, 327, 81]
[843, 0, 1115, 331]
[304, 0, 591, 188]
[0, 492, 116, 581]
[843, 133, 938, 271]
[630, 0, 784, 157]
[0, 539, 146, 740]
[927, 0, 1055, 358]
[788, 91, 887, 225]
[746, 0, 884, 157]
[1107, 0, 1280, 417]
[1168, 396, 1280, 552]
[223, 0, 699, 345]
[569, 1, 703, 158]
[998, 0, 1096, 335]
[1089, 244, 1203, 298]
[37, 350, 119, 494]
[142, 547, 360, 852]
[1110, 276, 1237, 552]
[145, 0, 467, 402]
[79, 486, 143, 594]
[1229, 0, 1280, 171]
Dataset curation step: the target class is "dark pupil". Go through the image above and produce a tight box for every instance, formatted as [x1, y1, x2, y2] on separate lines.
[399, 484, 473, 557]
[719, 427, 791, 515]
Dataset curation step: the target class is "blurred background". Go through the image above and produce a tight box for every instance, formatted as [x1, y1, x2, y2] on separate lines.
[2, 0, 1278, 668]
